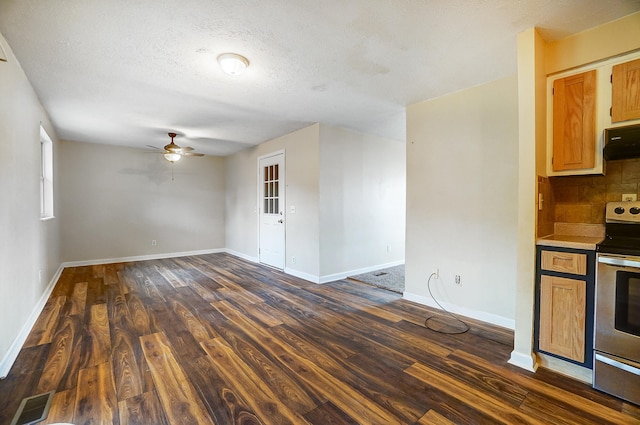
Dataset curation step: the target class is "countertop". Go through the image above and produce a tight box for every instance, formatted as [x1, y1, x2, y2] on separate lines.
[536, 223, 605, 250]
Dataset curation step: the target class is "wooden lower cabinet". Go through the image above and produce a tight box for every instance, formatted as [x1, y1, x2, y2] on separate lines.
[539, 275, 586, 363]
[535, 246, 595, 368]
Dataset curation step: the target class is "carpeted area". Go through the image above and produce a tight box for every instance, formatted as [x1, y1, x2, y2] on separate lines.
[348, 264, 405, 293]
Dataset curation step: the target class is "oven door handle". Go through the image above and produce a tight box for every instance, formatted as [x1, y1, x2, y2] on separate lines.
[595, 353, 640, 376]
[598, 255, 640, 268]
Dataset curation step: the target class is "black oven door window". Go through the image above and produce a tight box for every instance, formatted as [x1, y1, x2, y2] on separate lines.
[615, 271, 640, 336]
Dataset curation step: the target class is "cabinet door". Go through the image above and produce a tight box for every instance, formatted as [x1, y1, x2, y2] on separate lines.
[539, 275, 586, 363]
[552, 70, 596, 171]
[612, 58, 640, 123]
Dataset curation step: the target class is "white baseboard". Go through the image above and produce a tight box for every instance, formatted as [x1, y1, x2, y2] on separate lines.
[221, 249, 403, 286]
[223, 250, 321, 283]
[284, 267, 320, 283]
[0, 264, 64, 379]
[62, 248, 226, 268]
[318, 260, 404, 284]
[402, 291, 515, 330]
[271, 258, 405, 285]
[224, 249, 258, 264]
[508, 350, 538, 372]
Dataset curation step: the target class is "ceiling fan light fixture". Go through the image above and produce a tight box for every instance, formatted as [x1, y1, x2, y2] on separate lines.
[156, 132, 201, 163]
[164, 152, 181, 162]
[217, 53, 249, 76]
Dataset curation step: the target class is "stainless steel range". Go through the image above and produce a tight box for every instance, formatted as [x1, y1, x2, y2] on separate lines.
[595, 201, 640, 405]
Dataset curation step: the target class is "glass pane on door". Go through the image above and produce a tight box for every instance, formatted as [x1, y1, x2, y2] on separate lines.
[263, 165, 280, 215]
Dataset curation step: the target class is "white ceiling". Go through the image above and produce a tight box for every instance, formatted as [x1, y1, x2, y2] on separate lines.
[1, 1, 639, 156]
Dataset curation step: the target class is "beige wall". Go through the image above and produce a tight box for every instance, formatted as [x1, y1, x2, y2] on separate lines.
[226, 123, 406, 282]
[319, 125, 405, 277]
[60, 141, 226, 262]
[225, 124, 321, 277]
[545, 11, 640, 75]
[0, 32, 62, 375]
[405, 75, 519, 326]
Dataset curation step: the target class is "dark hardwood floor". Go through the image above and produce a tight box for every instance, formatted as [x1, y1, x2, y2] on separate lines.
[1, 253, 639, 424]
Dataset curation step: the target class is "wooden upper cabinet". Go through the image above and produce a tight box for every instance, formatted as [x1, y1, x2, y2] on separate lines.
[612, 58, 640, 123]
[552, 70, 597, 171]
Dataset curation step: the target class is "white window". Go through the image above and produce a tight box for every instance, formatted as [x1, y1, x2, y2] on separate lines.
[40, 126, 54, 219]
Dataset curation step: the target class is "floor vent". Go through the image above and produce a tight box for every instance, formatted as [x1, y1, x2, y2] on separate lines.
[10, 391, 55, 425]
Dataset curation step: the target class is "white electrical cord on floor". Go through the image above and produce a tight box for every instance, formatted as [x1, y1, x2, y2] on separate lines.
[424, 272, 469, 334]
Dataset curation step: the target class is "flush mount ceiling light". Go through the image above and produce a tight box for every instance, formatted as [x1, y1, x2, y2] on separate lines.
[217, 53, 249, 76]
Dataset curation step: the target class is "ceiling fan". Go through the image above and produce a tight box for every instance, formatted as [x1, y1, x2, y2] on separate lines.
[148, 132, 204, 163]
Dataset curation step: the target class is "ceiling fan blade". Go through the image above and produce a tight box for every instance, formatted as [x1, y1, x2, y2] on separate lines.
[146, 144, 164, 151]
[181, 146, 194, 152]
[183, 152, 204, 157]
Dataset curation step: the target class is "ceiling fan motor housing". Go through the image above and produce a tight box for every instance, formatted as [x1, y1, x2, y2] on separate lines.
[164, 133, 182, 152]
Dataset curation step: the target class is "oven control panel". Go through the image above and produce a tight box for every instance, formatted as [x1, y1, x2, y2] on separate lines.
[606, 201, 640, 223]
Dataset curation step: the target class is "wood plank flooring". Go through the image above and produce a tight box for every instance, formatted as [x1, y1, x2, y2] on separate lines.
[1, 253, 639, 424]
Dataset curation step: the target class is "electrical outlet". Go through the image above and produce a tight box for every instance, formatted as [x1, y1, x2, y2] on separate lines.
[151, 239, 157, 246]
[432, 268, 439, 279]
[455, 275, 461, 285]
[623, 194, 637, 202]
[386, 244, 390, 252]
[292, 256, 296, 264]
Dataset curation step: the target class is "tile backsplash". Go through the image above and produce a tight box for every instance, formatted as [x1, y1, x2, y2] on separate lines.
[549, 158, 640, 226]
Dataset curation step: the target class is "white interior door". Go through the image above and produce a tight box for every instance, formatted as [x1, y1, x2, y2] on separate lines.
[259, 153, 285, 269]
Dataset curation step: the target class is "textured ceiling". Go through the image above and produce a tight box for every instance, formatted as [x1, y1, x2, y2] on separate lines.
[1, 0, 639, 156]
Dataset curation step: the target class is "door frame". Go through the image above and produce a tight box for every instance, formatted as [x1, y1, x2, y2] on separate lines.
[257, 150, 286, 269]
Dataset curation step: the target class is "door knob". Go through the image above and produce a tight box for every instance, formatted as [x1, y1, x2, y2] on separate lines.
[278, 219, 284, 223]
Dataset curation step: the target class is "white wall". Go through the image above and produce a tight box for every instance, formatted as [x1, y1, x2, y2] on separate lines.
[319, 125, 405, 277]
[225, 124, 321, 277]
[0, 32, 61, 374]
[60, 141, 226, 262]
[226, 123, 406, 282]
[405, 76, 519, 327]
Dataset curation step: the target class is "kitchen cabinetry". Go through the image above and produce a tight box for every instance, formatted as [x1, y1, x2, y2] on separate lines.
[535, 246, 595, 368]
[545, 51, 640, 177]
[612, 57, 640, 123]
[552, 70, 597, 172]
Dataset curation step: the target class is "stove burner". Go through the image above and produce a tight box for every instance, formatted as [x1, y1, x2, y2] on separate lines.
[605, 201, 640, 223]
[597, 201, 640, 256]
